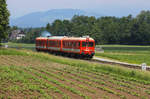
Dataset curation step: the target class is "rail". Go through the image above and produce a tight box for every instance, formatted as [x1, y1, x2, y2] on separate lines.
[92, 57, 150, 71]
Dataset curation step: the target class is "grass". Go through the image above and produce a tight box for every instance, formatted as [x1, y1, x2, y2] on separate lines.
[1, 48, 150, 82]
[96, 45, 150, 65]
[2, 42, 35, 47]
[1, 42, 35, 50]
[97, 44, 150, 48]
[1, 48, 150, 98]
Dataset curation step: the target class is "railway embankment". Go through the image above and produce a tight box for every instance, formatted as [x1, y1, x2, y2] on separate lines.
[93, 57, 150, 71]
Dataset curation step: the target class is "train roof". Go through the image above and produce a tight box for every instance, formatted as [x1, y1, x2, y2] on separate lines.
[63, 37, 94, 41]
[36, 36, 94, 41]
[36, 37, 48, 40]
[48, 36, 65, 40]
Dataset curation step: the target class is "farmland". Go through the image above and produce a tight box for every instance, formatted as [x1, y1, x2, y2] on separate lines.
[96, 45, 150, 66]
[1, 42, 35, 50]
[0, 48, 150, 99]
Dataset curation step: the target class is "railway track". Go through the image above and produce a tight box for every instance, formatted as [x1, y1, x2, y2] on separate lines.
[91, 57, 150, 71]
[61, 55, 150, 71]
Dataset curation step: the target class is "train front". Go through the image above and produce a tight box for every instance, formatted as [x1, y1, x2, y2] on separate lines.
[81, 37, 95, 58]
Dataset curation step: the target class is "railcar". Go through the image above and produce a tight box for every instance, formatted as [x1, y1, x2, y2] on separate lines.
[36, 36, 95, 59]
[36, 37, 48, 51]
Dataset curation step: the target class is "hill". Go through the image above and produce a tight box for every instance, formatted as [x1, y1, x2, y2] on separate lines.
[10, 9, 103, 28]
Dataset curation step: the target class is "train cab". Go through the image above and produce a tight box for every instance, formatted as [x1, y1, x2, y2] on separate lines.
[81, 37, 95, 58]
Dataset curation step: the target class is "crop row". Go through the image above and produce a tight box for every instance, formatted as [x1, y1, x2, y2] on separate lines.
[51, 67, 149, 99]
[0, 66, 69, 99]
[31, 67, 96, 94]
[22, 66, 90, 99]
[40, 66, 128, 99]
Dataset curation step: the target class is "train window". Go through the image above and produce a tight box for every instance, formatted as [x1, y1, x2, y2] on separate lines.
[41, 41, 42, 45]
[69, 42, 71, 47]
[66, 42, 68, 47]
[66, 42, 67, 47]
[89, 42, 94, 47]
[63, 41, 66, 47]
[38, 41, 39, 45]
[65, 41, 68, 47]
[38, 41, 40, 45]
[41, 41, 43, 46]
[59, 41, 61, 47]
[40, 41, 42, 46]
[43, 41, 45, 46]
[82, 42, 86, 47]
[72, 42, 76, 48]
[49, 41, 51, 46]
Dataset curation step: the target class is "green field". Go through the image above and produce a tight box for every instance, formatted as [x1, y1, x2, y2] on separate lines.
[1, 42, 35, 50]
[0, 48, 150, 98]
[96, 45, 150, 66]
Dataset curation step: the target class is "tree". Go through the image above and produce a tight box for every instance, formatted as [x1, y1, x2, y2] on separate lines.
[51, 19, 64, 36]
[0, 0, 10, 45]
[71, 15, 92, 36]
[46, 23, 51, 33]
[136, 10, 150, 24]
[62, 20, 72, 36]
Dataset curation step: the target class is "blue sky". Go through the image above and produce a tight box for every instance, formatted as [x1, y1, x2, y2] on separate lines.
[7, 0, 150, 18]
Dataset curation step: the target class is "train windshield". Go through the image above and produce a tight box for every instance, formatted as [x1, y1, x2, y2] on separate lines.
[88, 42, 94, 47]
[82, 42, 94, 47]
[82, 42, 86, 47]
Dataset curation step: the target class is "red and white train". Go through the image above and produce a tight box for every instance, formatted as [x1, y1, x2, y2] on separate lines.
[36, 36, 95, 59]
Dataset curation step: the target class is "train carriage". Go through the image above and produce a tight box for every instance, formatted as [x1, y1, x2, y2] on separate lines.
[47, 36, 63, 52]
[36, 37, 48, 51]
[36, 36, 95, 59]
[62, 37, 95, 58]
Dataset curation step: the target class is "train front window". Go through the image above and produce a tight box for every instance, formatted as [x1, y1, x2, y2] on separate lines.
[88, 42, 94, 47]
[82, 42, 94, 47]
[82, 42, 86, 47]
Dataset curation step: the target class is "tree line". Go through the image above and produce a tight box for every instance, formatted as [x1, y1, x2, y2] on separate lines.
[12, 10, 150, 45]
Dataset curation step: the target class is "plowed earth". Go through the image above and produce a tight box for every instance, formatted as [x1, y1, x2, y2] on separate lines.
[0, 55, 150, 99]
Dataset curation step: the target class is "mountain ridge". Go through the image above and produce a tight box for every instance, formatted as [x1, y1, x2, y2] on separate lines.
[10, 9, 103, 28]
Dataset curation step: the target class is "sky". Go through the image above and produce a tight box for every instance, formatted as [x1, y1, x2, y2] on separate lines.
[7, 0, 150, 18]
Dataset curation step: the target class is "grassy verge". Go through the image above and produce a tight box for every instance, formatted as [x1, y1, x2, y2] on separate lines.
[96, 45, 150, 65]
[1, 42, 35, 50]
[2, 42, 35, 47]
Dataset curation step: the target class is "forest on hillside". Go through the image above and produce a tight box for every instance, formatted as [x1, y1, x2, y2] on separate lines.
[10, 10, 150, 45]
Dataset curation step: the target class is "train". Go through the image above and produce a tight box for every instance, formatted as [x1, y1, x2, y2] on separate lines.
[35, 36, 95, 59]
